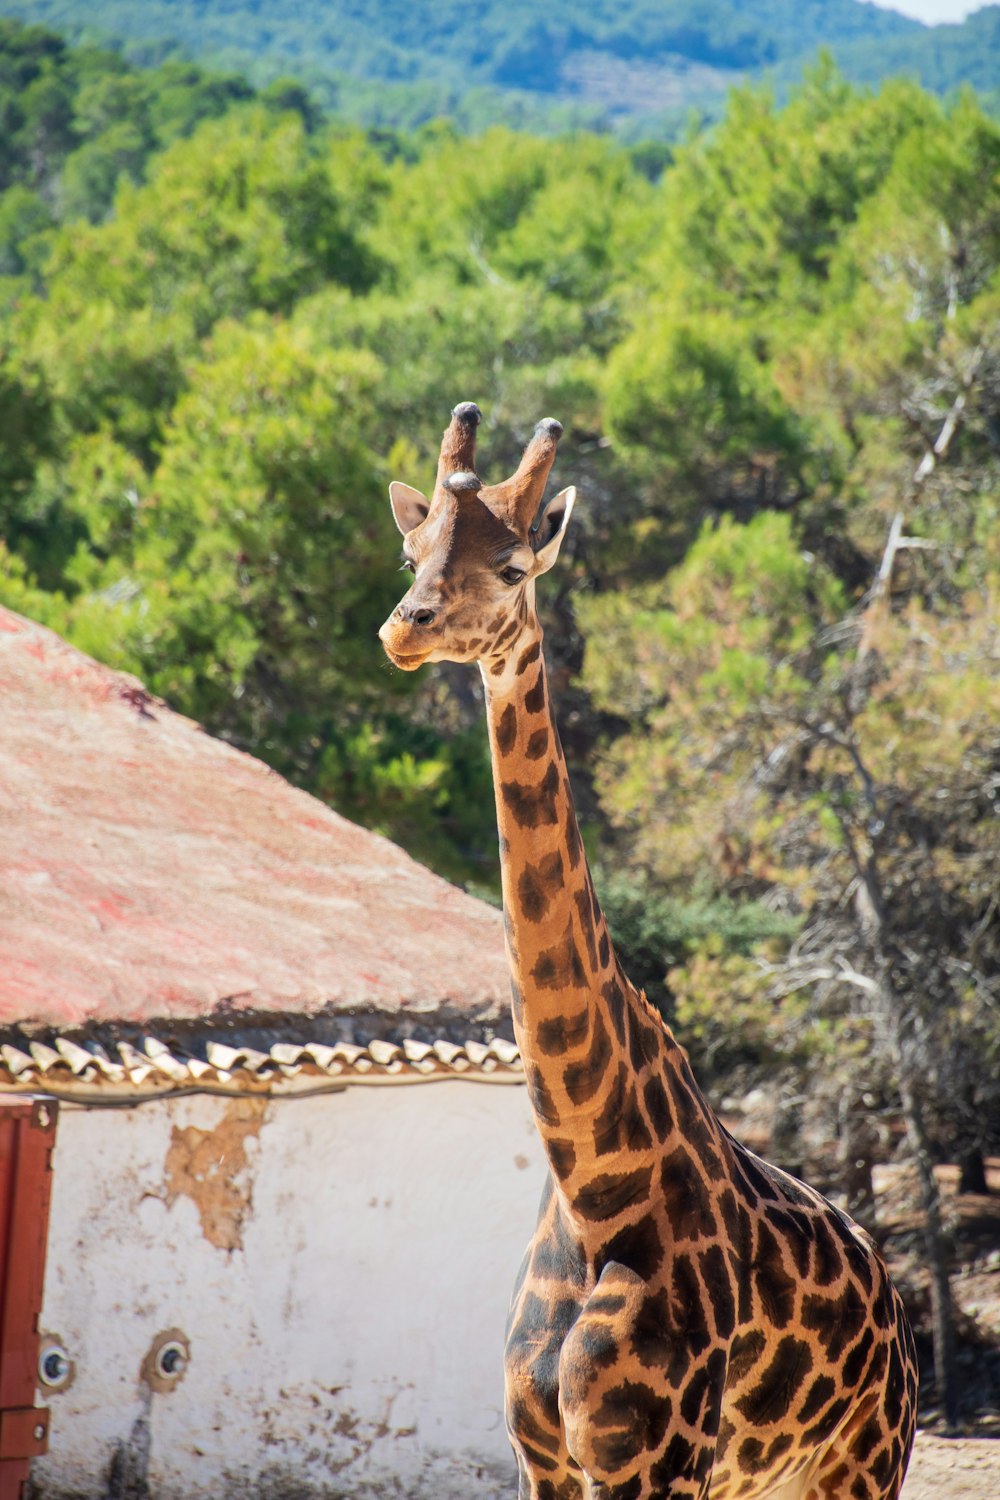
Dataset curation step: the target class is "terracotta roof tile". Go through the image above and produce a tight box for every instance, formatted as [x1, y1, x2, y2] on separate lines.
[0, 607, 510, 1032]
[0, 1029, 524, 1099]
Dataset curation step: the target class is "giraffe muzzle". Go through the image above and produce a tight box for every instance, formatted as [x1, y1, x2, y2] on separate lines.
[378, 607, 439, 670]
[382, 644, 432, 671]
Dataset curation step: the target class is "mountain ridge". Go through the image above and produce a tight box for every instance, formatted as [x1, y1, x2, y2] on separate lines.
[0, 0, 993, 134]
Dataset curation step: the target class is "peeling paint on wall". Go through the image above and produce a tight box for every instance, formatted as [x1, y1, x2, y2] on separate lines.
[35, 1085, 546, 1499]
[163, 1098, 266, 1251]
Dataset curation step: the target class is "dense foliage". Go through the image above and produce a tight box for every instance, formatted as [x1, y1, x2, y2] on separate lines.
[1, 21, 998, 1228]
[0, 0, 995, 136]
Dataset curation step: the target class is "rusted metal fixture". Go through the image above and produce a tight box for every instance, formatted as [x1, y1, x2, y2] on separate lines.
[0, 1097, 58, 1500]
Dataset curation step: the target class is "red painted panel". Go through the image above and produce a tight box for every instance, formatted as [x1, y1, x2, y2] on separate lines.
[0, 1099, 57, 1500]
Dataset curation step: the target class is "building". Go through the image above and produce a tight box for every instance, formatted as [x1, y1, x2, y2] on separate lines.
[0, 605, 543, 1499]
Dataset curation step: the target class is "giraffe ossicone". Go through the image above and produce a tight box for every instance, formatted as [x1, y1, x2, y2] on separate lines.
[379, 404, 918, 1500]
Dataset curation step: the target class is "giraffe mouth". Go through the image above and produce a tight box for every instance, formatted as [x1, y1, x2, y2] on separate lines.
[382, 645, 433, 671]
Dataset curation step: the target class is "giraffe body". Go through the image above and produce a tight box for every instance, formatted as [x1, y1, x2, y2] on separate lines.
[379, 404, 918, 1499]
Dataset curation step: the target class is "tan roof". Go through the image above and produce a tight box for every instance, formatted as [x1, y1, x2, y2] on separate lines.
[0, 607, 510, 1033]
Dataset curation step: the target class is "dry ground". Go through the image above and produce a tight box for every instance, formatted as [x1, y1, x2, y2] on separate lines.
[904, 1434, 1000, 1498]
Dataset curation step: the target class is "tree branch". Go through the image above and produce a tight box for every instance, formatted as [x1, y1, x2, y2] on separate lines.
[913, 344, 985, 484]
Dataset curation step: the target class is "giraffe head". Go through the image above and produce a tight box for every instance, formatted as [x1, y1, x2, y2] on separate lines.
[378, 402, 575, 671]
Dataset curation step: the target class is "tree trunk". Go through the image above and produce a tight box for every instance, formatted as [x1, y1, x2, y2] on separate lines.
[958, 1145, 988, 1196]
[838, 1090, 878, 1231]
[897, 1071, 960, 1429]
[862, 930, 961, 1428]
[771, 1093, 804, 1181]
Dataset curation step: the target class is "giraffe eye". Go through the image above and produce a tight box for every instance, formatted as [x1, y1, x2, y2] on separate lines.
[499, 566, 525, 587]
[399, 556, 415, 574]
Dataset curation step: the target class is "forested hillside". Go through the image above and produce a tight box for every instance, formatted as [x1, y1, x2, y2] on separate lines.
[0, 0, 996, 133]
[1, 17, 998, 1410]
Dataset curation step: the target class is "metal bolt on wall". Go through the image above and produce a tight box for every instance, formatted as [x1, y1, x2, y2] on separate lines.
[140, 1331, 191, 1395]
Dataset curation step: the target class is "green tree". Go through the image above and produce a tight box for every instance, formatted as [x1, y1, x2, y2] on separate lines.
[0, 182, 52, 274]
[57, 121, 149, 221]
[83, 318, 395, 733]
[36, 108, 382, 333]
[0, 346, 54, 537]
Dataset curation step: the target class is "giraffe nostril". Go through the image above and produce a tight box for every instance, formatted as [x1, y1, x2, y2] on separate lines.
[411, 607, 436, 627]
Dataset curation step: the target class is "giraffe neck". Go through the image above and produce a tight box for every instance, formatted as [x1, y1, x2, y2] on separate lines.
[481, 618, 698, 1198]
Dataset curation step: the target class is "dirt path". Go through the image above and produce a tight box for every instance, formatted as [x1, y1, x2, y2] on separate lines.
[903, 1435, 1000, 1498]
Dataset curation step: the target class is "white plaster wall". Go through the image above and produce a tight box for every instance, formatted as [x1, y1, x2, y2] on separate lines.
[33, 1081, 547, 1499]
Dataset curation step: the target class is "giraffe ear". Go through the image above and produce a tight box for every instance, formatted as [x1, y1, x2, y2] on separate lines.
[389, 481, 430, 536]
[532, 486, 576, 575]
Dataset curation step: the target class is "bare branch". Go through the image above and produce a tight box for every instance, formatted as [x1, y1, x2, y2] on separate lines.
[766, 960, 880, 999]
[913, 344, 985, 484]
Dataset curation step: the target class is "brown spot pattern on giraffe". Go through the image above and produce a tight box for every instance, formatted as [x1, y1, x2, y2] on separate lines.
[504, 1013, 917, 1500]
[496, 702, 518, 756]
[518, 851, 565, 925]
[525, 671, 546, 714]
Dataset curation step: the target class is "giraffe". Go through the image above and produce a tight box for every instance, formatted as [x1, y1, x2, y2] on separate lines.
[378, 403, 919, 1500]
